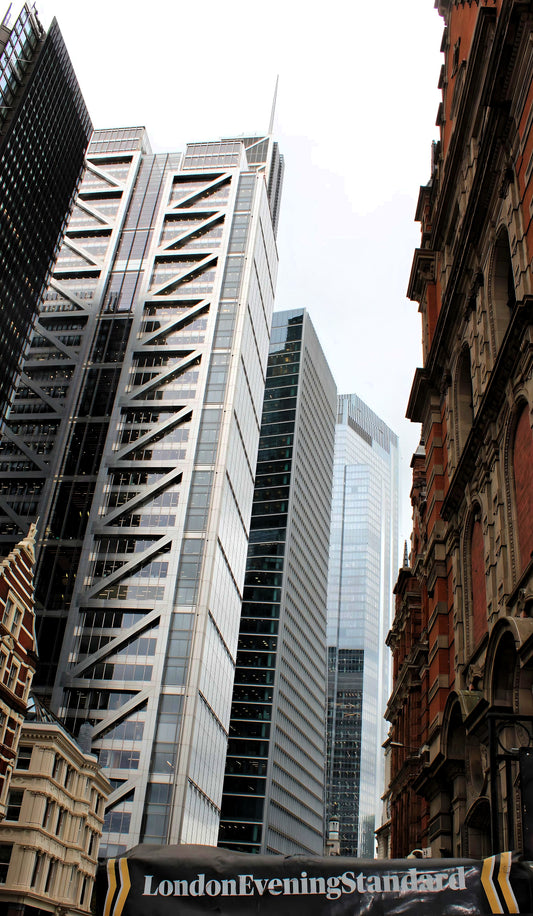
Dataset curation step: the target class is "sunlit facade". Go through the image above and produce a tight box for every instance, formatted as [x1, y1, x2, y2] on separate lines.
[326, 394, 399, 857]
[0, 126, 283, 855]
[219, 309, 336, 855]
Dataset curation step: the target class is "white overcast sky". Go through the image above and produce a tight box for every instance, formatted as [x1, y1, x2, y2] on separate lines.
[34, 0, 444, 550]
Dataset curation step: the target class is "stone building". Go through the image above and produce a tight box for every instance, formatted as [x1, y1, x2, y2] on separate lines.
[387, 0, 533, 858]
[0, 527, 38, 820]
[0, 697, 110, 916]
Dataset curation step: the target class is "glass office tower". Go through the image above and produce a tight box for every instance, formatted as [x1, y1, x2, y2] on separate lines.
[0, 127, 283, 854]
[0, 4, 91, 424]
[219, 309, 336, 855]
[326, 394, 399, 857]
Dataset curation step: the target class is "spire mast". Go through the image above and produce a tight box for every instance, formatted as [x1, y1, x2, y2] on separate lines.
[268, 75, 279, 135]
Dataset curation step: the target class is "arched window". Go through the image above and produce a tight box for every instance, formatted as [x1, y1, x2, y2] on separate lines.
[491, 229, 515, 352]
[492, 631, 516, 707]
[512, 403, 533, 572]
[465, 798, 491, 859]
[470, 509, 487, 647]
[455, 346, 474, 456]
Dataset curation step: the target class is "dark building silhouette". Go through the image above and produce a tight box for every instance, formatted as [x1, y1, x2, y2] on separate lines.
[386, 0, 533, 859]
[0, 4, 91, 423]
[219, 309, 336, 855]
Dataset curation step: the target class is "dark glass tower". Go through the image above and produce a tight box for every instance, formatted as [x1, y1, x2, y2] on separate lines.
[219, 309, 336, 855]
[0, 4, 92, 423]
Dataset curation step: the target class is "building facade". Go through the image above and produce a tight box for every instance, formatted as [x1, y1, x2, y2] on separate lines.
[0, 696, 109, 916]
[326, 394, 399, 857]
[0, 3, 91, 424]
[387, 0, 533, 858]
[0, 126, 282, 855]
[0, 528, 38, 822]
[218, 309, 336, 855]
[383, 445, 429, 859]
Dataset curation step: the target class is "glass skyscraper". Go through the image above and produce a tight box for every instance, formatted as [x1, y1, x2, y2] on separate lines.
[0, 126, 283, 855]
[219, 309, 336, 855]
[0, 4, 91, 424]
[326, 394, 399, 857]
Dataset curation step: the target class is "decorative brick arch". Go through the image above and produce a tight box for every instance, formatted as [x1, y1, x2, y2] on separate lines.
[484, 618, 533, 714]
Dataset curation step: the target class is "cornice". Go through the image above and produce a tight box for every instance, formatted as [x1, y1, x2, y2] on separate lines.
[407, 248, 437, 303]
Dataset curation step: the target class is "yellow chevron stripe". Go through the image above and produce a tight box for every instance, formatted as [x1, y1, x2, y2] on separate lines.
[103, 858, 117, 916]
[114, 857, 131, 916]
[482, 855, 503, 914]
[498, 851, 519, 914]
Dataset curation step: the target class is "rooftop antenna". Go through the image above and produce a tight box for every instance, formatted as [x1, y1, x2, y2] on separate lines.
[268, 75, 279, 136]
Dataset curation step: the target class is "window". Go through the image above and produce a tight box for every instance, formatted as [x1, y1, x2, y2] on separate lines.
[52, 754, 62, 781]
[44, 860, 56, 895]
[1, 596, 23, 635]
[5, 789, 23, 821]
[56, 807, 65, 837]
[5, 660, 19, 692]
[1, 600, 13, 627]
[80, 875, 88, 906]
[43, 798, 54, 830]
[0, 844, 12, 883]
[30, 852, 44, 888]
[12, 606, 22, 635]
[15, 745, 32, 770]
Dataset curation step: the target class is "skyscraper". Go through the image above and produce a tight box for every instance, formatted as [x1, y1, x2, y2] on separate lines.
[0, 126, 283, 855]
[219, 309, 336, 855]
[0, 3, 91, 424]
[326, 394, 399, 857]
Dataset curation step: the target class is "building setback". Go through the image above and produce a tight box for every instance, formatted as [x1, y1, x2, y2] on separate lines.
[387, 0, 533, 858]
[0, 3, 91, 425]
[326, 394, 398, 858]
[219, 309, 336, 855]
[0, 127, 283, 855]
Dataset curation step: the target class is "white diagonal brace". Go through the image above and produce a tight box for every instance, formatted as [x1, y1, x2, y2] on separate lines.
[113, 406, 192, 462]
[157, 214, 223, 254]
[124, 351, 200, 402]
[149, 253, 217, 298]
[139, 299, 209, 347]
[97, 467, 182, 528]
[66, 607, 162, 679]
[168, 173, 230, 210]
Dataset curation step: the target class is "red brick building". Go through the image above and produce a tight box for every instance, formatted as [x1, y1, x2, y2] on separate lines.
[0, 526, 38, 819]
[387, 0, 533, 858]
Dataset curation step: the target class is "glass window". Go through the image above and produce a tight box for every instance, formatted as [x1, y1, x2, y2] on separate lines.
[5, 789, 23, 821]
[15, 746, 32, 770]
[0, 844, 12, 883]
